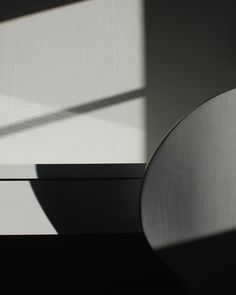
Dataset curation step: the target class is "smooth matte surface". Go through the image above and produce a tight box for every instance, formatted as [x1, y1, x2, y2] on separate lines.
[0, 0, 145, 164]
[141, 88, 236, 250]
[145, 0, 236, 157]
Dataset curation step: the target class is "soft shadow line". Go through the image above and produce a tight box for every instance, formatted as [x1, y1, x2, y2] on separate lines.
[0, 88, 145, 138]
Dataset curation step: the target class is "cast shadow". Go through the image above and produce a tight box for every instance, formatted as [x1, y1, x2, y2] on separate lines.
[29, 163, 189, 292]
[0, 0, 87, 22]
[0, 89, 144, 138]
[145, 2, 236, 292]
[30, 164, 145, 234]
[0, 234, 189, 293]
[145, 0, 236, 157]
[3, 0, 236, 161]
[157, 229, 236, 293]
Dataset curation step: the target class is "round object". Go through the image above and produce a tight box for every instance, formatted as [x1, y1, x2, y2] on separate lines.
[141, 88, 236, 291]
[141, 88, 236, 249]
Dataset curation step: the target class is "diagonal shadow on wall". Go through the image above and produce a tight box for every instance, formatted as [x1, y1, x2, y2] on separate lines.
[0, 1, 187, 293]
[4, 1, 236, 292]
[0, 0, 88, 22]
[0, 88, 145, 138]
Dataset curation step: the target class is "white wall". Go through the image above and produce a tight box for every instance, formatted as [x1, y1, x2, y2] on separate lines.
[0, 0, 146, 164]
[1, 0, 235, 234]
[0, 181, 56, 234]
[0, 0, 145, 234]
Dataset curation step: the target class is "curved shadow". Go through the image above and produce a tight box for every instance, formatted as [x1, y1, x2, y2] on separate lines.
[29, 164, 188, 292]
[30, 164, 145, 234]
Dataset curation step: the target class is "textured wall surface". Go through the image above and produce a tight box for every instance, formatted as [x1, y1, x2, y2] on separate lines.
[1, 0, 236, 235]
[0, 0, 146, 164]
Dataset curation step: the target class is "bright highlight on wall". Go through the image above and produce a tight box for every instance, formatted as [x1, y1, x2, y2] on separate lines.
[0, 0, 146, 164]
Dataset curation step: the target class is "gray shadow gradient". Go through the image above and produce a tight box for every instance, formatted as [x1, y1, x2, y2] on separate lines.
[0, 88, 145, 138]
[145, 0, 236, 157]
